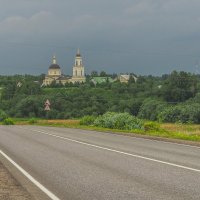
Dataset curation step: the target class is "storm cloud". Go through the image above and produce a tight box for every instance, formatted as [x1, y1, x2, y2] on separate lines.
[0, 0, 200, 75]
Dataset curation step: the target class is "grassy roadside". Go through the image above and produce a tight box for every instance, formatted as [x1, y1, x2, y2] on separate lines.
[5, 119, 200, 143]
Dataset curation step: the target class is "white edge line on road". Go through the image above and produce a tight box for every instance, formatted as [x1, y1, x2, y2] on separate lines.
[20, 127, 200, 173]
[48, 126, 200, 150]
[125, 134, 200, 149]
[0, 149, 60, 200]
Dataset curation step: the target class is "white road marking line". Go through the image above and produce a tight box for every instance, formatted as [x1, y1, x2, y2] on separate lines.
[124, 134, 200, 149]
[45, 126, 200, 150]
[20, 127, 200, 173]
[0, 150, 60, 200]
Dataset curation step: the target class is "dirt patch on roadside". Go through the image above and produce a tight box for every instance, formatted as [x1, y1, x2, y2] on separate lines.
[0, 161, 33, 200]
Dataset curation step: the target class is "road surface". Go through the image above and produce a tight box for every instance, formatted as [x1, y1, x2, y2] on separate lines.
[0, 125, 200, 200]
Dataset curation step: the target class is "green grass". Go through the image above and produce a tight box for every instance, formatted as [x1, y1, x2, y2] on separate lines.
[77, 125, 200, 142]
[9, 119, 200, 142]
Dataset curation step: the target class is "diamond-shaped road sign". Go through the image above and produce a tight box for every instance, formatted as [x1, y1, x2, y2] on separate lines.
[44, 99, 51, 111]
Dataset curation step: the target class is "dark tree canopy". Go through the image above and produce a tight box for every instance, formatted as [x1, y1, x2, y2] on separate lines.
[0, 71, 200, 123]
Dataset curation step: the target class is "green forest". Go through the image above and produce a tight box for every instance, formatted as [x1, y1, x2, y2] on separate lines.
[0, 71, 200, 124]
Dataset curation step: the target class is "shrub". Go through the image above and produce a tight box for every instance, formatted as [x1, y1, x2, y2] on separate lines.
[138, 99, 167, 121]
[158, 106, 181, 123]
[46, 110, 59, 119]
[94, 112, 144, 130]
[0, 110, 8, 122]
[14, 96, 42, 118]
[3, 118, 15, 125]
[29, 118, 38, 124]
[158, 103, 200, 124]
[80, 115, 96, 125]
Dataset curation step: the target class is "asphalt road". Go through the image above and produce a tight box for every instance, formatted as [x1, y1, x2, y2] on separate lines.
[0, 125, 200, 200]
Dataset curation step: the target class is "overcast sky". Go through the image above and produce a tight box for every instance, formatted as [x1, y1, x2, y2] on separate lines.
[0, 0, 200, 75]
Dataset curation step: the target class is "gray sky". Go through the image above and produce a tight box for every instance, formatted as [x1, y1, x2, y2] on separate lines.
[0, 0, 200, 75]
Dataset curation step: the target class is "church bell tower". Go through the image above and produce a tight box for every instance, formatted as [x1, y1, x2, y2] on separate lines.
[71, 49, 86, 83]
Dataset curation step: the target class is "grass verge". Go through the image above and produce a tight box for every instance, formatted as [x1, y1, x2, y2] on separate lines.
[10, 119, 200, 143]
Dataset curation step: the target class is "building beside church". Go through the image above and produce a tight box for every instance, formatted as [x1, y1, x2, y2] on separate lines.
[119, 74, 137, 83]
[42, 49, 86, 86]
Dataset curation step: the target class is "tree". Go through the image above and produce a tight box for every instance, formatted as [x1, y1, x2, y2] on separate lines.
[128, 75, 136, 84]
[14, 96, 43, 118]
[16, 81, 41, 95]
[1, 82, 16, 100]
[138, 99, 168, 121]
[161, 71, 197, 102]
[91, 71, 98, 77]
[100, 71, 107, 77]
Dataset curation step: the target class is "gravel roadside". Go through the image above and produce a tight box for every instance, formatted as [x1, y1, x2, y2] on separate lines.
[0, 161, 33, 200]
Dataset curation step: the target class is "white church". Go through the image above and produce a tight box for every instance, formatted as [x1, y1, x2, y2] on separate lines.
[42, 49, 86, 86]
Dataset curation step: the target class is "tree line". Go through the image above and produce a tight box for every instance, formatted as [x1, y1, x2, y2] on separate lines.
[0, 71, 200, 123]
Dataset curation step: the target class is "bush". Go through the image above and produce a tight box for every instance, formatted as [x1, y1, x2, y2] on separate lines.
[14, 96, 42, 118]
[138, 99, 167, 121]
[29, 118, 38, 124]
[46, 110, 59, 119]
[158, 106, 181, 123]
[0, 110, 8, 122]
[94, 112, 144, 130]
[3, 118, 15, 125]
[158, 103, 200, 124]
[144, 121, 161, 131]
[80, 115, 96, 125]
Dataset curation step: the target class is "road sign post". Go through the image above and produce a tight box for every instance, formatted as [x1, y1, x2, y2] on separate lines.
[44, 99, 51, 111]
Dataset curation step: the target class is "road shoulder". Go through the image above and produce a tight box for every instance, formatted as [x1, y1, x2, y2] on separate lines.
[0, 153, 50, 200]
